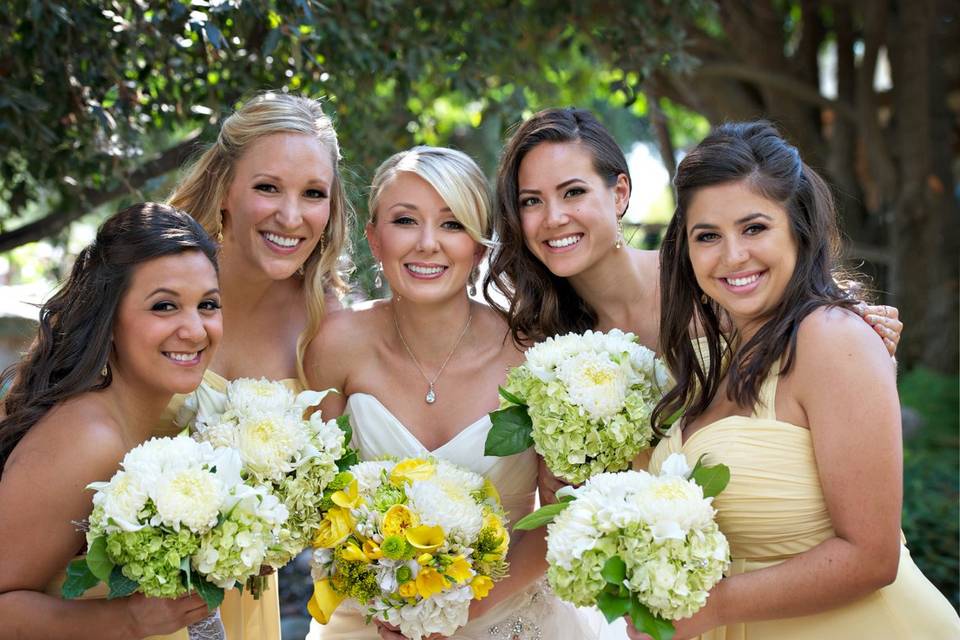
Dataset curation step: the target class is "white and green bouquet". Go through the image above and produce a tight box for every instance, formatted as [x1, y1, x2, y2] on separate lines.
[308, 458, 510, 640]
[190, 378, 357, 578]
[516, 453, 731, 640]
[485, 329, 671, 483]
[62, 435, 289, 639]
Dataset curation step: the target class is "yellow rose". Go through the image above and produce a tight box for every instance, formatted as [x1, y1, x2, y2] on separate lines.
[397, 580, 418, 599]
[341, 542, 367, 563]
[362, 539, 383, 560]
[312, 507, 354, 548]
[415, 567, 449, 599]
[445, 556, 473, 584]
[390, 458, 435, 485]
[470, 575, 494, 600]
[382, 504, 419, 537]
[405, 524, 444, 551]
[331, 478, 361, 509]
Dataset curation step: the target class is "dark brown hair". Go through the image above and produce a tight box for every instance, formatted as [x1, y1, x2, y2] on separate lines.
[652, 121, 856, 432]
[0, 203, 218, 475]
[484, 108, 631, 345]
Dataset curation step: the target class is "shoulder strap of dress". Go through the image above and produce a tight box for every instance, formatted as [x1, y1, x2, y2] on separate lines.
[751, 358, 782, 421]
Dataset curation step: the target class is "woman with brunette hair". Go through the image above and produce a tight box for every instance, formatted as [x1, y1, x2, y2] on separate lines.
[159, 91, 352, 639]
[636, 122, 959, 639]
[0, 203, 223, 638]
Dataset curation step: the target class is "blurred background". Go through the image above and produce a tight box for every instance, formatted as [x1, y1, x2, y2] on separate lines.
[1, 1, 956, 637]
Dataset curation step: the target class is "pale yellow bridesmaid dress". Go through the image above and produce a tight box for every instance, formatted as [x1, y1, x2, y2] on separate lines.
[647, 358, 960, 639]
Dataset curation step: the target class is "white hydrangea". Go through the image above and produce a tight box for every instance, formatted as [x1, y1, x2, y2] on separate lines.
[386, 584, 473, 640]
[351, 460, 396, 495]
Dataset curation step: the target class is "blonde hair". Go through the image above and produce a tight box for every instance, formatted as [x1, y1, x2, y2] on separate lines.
[368, 146, 492, 246]
[168, 91, 352, 383]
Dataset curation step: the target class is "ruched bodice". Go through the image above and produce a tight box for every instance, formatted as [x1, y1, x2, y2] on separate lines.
[308, 393, 602, 640]
[648, 360, 960, 639]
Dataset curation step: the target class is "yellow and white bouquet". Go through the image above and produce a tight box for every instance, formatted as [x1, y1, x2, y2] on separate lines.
[486, 329, 670, 483]
[516, 453, 730, 640]
[308, 458, 509, 640]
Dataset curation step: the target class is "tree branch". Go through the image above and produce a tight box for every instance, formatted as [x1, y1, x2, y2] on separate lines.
[0, 133, 203, 253]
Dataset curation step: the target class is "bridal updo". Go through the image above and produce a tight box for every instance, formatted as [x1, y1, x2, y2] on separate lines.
[0, 203, 217, 475]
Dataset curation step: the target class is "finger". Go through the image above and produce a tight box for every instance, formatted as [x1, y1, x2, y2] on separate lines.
[884, 337, 896, 355]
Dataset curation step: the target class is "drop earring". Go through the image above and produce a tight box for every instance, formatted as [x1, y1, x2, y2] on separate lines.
[216, 210, 225, 244]
[615, 217, 624, 249]
[468, 268, 478, 297]
[374, 262, 383, 289]
[101, 363, 109, 378]
[701, 293, 709, 304]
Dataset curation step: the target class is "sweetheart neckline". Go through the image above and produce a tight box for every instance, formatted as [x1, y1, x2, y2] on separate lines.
[348, 392, 492, 454]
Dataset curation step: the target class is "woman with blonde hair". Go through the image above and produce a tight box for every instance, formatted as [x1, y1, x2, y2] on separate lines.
[304, 146, 602, 639]
[158, 91, 352, 639]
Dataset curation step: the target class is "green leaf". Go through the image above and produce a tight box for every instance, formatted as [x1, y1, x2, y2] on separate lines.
[337, 449, 359, 472]
[107, 566, 139, 599]
[61, 558, 101, 599]
[691, 461, 731, 498]
[513, 500, 571, 530]
[85, 536, 114, 583]
[484, 406, 533, 456]
[597, 588, 632, 622]
[629, 598, 675, 640]
[181, 557, 193, 592]
[497, 386, 527, 407]
[601, 556, 627, 586]
[193, 575, 225, 611]
[336, 414, 353, 445]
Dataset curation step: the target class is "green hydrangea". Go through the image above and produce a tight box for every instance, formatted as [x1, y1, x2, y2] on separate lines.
[546, 537, 617, 606]
[105, 525, 199, 599]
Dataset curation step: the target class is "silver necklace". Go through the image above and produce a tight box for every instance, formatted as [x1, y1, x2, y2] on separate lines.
[393, 305, 473, 405]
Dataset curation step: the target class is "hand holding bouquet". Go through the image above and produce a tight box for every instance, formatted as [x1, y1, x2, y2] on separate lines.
[485, 329, 671, 483]
[516, 453, 730, 640]
[308, 458, 509, 640]
[62, 436, 289, 639]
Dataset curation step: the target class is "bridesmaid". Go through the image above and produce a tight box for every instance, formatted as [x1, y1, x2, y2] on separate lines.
[636, 121, 959, 639]
[0, 203, 222, 639]
[303, 146, 602, 639]
[485, 107, 902, 354]
[159, 91, 351, 640]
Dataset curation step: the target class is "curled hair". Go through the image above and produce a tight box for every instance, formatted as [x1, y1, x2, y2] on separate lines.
[0, 203, 218, 475]
[484, 108, 631, 345]
[368, 146, 492, 245]
[652, 121, 857, 433]
[168, 91, 352, 381]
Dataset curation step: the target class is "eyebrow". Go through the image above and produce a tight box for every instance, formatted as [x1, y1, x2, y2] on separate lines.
[518, 177, 587, 196]
[252, 173, 328, 185]
[689, 212, 773, 232]
[387, 202, 452, 213]
[145, 287, 220, 301]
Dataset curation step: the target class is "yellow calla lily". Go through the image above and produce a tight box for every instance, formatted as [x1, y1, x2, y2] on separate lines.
[341, 542, 367, 563]
[312, 507, 354, 548]
[445, 555, 473, 583]
[390, 458, 436, 485]
[362, 539, 383, 560]
[482, 478, 502, 504]
[397, 580, 418, 598]
[406, 524, 445, 551]
[416, 553, 434, 566]
[470, 575, 494, 600]
[307, 579, 345, 623]
[415, 566, 449, 599]
[382, 504, 419, 537]
[331, 478, 361, 509]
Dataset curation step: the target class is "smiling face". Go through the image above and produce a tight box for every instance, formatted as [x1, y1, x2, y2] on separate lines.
[111, 251, 222, 395]
[686, 180, 798, 334]
[220, 132, 333, 280]
[516, 141, 629, 279]
[367, 172, 482, 303]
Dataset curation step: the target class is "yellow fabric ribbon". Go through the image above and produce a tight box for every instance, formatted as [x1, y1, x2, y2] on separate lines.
[308, 579, 344, 624]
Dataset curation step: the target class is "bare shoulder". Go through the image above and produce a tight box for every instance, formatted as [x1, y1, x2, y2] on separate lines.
[474, 303, 525, 367]
[793, 305, 893, 382]
[310, 302, 385, 357]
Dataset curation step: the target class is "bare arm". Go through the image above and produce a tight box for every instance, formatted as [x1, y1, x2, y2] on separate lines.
[303, 310, 356, 420]
[0, 411, 208, 639]
[630, 309, 902, 639]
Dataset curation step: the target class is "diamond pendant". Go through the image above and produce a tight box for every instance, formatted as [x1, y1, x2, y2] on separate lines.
[425, 386, 436, 404]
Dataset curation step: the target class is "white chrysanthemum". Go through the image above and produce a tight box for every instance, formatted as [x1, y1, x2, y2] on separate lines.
[90, 471, 149, 532]
[555, 350, 631, 420]
[122, 435, 209, 481]
[631, 476, 716, 542]
[234, 411, 309, 481]
[351, 460, 396, 496]
[193, 413, 240, 449]
[226, 377, 296, 414]
[153, 466, 223, 532]
[434, 460, 484, 494]
[406, 479, 483, 543]
[389, 584, 473, 640]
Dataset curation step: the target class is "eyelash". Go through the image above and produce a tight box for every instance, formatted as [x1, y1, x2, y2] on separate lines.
[254, 184, 328, 199]
[695, 224, 768, 243]
[151, 300, 222, 312]
[390, 216, 464, 230]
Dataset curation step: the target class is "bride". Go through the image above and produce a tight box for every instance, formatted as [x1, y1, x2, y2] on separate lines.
[303, 146, 601, 639]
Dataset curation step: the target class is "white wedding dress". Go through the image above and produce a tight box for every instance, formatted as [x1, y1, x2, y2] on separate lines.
[306, 393, 604, 640]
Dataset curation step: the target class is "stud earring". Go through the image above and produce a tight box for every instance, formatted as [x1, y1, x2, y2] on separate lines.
[374, 262, 383, 289]
[101, 363, 109, 378]
[701, 293, 709, 304]
[615, 217, 624, 250]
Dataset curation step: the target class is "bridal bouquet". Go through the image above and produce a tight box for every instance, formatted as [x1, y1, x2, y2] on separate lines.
[485, 329, 670, 483]
[62, 436, 289, 636]
[308, 458, 510, 640]
[516, 454, 730, 640]
[190, 378, 356, 574]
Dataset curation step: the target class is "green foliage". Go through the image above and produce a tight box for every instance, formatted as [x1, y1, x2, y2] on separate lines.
[898, 368, 959, 609]
[61, 558, 100, 599]
[484, 405, 534, 457]
[513, 500, 572, 531]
